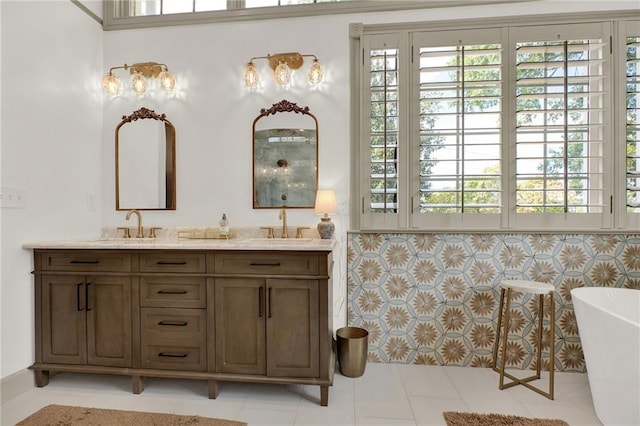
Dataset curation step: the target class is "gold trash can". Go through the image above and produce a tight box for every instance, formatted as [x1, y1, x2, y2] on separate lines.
[336, 327, 368, 378]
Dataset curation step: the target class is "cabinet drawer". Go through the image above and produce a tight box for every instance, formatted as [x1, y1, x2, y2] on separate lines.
[39, 251, 132, 272]
[141, 343, 206, 371]
[140, 308, 206, 341]
[214, 253, 319, 275]
[140, 277, 206, 308]
[139, 253, 206, 273]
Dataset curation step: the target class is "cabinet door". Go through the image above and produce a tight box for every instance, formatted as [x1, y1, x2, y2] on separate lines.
[214, 278, 265, 375]
[266, 279, 319, 378]
[41, 275, 87, 364]
[86, 276, 132, 367]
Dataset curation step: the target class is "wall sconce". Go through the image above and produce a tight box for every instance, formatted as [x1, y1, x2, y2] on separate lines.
[243, 52, 324, 89]
[102, 61, 176, 96]
[314, 189, 337, 239]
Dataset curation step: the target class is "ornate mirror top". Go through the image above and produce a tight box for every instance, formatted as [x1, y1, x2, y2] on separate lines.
[257, 100, 311, 118]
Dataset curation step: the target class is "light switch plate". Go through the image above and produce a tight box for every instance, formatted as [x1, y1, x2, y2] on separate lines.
[0, 186, 27, 209]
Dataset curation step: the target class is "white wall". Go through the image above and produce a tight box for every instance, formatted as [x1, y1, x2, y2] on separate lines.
[1, 1, 103, 378]
[1, 0, 636, 381]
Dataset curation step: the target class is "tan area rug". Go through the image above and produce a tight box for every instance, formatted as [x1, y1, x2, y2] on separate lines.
[16, 404, 247, 426]
[443, 411, 570, 426]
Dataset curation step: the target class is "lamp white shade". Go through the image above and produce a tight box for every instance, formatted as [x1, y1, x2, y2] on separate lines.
[314, 189, 337, 215]
[314, 189, 337, 239]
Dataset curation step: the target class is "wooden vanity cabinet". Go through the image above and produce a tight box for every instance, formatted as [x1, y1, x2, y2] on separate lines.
[138, 253, 208, 374]
[40, 274, 132, 367]
[214, 278, 319, 377]
[35, 251, 133, 386]
[31, 248, 334, 406]
[212, 251, 332, 405]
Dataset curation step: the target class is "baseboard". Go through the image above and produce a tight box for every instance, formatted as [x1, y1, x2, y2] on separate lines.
[1, 369, 35, 404]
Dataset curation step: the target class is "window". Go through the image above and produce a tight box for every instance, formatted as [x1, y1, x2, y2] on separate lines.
[511, 23, 610, 229]
[104, 1, 515, 30]
[625, 22, 640, 213]
[515, 39, 605, 214]
[412, 29, 503, 229]
[369, 46, 399, 214]
[354, 16, 636, 231]
[105, 0, 350, 29]
[129, 0, 340, 17]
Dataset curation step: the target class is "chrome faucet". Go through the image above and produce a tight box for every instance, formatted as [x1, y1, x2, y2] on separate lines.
[126, 209, 144, 238]
[279, 206, 288, 238]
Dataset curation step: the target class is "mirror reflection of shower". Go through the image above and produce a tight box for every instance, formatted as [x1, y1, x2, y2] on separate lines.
[252, 100, 318, 209]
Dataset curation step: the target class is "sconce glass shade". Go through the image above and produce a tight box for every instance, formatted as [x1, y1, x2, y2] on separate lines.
[243, 62, 259, 88]
[308, 59, 324, 85]
[274, 62, 291, 86]
[102, 74, 121, 96]
[131, 72, 147, 94]
[158, 70, 176, 92]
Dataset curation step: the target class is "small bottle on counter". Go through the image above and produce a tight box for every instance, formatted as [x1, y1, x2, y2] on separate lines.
[219, 213, 230, 237]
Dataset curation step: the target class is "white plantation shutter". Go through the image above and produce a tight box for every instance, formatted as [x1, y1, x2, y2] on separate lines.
[355, 18, 629, 232]
[511, 23, 611, 229]
[411, 28, 503, 229]
[625, 22, 640, 213]
[361, 33, 404, 229]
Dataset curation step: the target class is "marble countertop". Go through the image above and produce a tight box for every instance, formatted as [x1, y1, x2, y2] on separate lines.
[22, 226, 336, 252]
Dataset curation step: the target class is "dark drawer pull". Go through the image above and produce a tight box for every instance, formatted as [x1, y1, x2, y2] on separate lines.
[77, 283, 83, 311]
[249, 262, 281, 266]
[85, 283, 92, 311]
[158, 352, 188, 358]
[70, 260, 100, 264]
[156, 261, 188, 265]
[158, 321, 188, 327]
[157, 290, 188, 295]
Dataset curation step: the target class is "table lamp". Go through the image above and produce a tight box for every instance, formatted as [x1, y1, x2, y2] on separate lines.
[314, 189, 337, 239]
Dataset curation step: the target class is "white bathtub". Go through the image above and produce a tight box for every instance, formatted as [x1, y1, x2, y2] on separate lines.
[571, 287, 640, 426]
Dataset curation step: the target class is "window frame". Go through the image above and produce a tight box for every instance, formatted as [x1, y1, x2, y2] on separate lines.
[103, 0, 526, 30]
[350, 10, 640, 232]
[618, 20, 640, 229]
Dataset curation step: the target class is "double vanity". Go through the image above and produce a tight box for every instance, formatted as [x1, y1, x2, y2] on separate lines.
[25, 99, 336, 404]
[24, 231, 335, 406]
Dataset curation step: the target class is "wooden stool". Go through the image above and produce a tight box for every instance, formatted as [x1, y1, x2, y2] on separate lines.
[492, 279, 555, 400]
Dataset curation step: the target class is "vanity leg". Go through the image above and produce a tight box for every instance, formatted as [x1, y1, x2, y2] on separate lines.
[320, 385, 329, 407]
[34, 369, 49, 387]
[208, 380, 218, 399]
[132, 376, 144, 394]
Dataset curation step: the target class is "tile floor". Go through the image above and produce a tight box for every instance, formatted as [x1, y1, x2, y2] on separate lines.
[1, 364, 602, 425]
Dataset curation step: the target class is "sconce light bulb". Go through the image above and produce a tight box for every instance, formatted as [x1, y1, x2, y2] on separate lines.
[131, 72, 147, 94]
[102, 74, 121, 96]
[243, 62, 259, 88]
[308, 59, 324, 85]
[274, 62, 291, 86]
[158, 70, 177, 92]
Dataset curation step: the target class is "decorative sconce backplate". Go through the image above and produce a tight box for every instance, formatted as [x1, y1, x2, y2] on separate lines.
[244, 52, 324, 89]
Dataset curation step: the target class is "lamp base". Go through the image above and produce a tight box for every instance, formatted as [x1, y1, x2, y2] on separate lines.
[317, 217, 335, 239]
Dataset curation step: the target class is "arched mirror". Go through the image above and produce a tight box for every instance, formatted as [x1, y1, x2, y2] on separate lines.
[115, 107, 176, 210]
[253, 100, 318, 208]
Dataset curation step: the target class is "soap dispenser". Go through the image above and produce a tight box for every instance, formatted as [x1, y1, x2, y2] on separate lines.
[219, 213, 230, 237]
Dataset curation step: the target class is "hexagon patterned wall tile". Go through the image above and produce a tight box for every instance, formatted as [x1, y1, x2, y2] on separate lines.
[347, 233, 640, 372]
